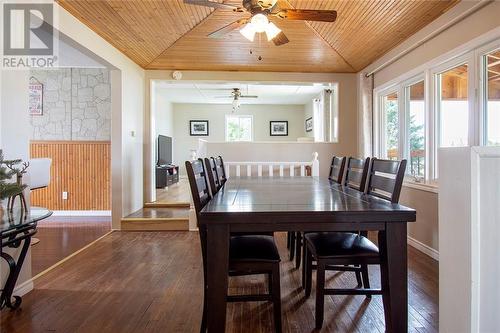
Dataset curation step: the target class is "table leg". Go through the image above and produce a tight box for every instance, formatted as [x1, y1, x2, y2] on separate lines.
[206, 224, 230, 332]
[1, 235, 32, 310]
[379, 223, 408, 333]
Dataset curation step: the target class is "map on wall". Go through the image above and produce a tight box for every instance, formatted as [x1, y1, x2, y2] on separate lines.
[29, 81, 43, 116]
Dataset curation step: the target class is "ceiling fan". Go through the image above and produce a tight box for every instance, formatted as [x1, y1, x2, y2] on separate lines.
[215, 88, 258, 111]
[184, 0, 337, 46]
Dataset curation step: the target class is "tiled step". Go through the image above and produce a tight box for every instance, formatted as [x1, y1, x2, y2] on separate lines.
[121, 207, 189, 231]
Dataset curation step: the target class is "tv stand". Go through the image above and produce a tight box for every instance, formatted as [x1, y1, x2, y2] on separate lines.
[156, 165, 179, 188]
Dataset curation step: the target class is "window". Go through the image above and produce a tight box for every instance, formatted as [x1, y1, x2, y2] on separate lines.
[225, 115, 253, 142]
[406, 81, 425, 178]
[483, 49, 500, 146]
[437, 64, 469, 147]
[382, 92, 399, 160]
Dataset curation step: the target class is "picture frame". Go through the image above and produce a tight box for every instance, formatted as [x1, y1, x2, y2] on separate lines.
[190, 120, 209, 136]
[29, 78, 43, 116]
[270, 121, 288, 136]
[305, 117, 313, 132]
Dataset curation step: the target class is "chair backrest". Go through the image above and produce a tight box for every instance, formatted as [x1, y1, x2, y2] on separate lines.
[185, 159, 210, 289]
[328, 156, 346, 184]
[365, 158, 407, 203]
[204, 157, 221, 195]
[185, 159, 211, 217]
[29, 158, 52, 190]
[214, 156, 226, 185]
[344, 157, 370, 192]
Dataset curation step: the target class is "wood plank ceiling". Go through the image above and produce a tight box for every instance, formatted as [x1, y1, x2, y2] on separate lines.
[57, 0, 460, 73]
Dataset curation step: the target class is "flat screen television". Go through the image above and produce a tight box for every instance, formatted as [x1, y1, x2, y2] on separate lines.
[157, 135, 172, 166]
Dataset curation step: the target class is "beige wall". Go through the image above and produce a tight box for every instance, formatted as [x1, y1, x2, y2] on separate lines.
[144, 71, 358, 202]
[400, 188, 439, 251]
[360, 1, 500, 254]
[172, 103, 306, 168]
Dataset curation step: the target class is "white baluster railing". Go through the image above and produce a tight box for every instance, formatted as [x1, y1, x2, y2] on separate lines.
[223, 152, 319, 178]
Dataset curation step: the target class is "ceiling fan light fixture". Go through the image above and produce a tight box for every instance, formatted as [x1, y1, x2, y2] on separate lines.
[265, 22, 281, 41]
[251, 13, 269, 33]
[239, 23, 256, 41]
[232, 98, 241, 112]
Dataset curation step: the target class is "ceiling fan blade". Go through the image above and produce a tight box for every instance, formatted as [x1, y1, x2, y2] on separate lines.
[273, 9, 337, 22]
[240, 95, 258, 98]
[272, 31, 289, 46]
[183, 0, 244, 12]
[208, 18, 249, 38]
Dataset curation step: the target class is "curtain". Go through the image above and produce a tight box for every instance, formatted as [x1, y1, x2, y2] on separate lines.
[358, 72, 374, 156]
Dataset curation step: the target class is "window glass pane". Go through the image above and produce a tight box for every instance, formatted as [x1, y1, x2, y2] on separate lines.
[408, 81, 425, 178]
[383, 92, 399, 160]
[485, 50, 500, 146]
[438, 64, 469, 147]
[226, 116, 252, 142]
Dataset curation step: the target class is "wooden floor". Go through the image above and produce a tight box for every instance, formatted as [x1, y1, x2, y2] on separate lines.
[155, 178, 191, 204]
[1, 232, 438, 333]
[31, 217, 111, 276]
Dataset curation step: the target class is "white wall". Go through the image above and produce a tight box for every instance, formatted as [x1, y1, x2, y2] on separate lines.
[172, 103, 306, 167]
[55, 3, 146, 227]
[155, 89, 174, 138]
[359, 1, 500, 254]
[0, 70, 33, 294]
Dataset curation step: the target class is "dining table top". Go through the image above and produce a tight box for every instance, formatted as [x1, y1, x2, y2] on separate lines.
[200, 177, 416, 224]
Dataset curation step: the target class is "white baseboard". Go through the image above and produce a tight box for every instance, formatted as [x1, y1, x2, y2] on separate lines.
[13, 279, 34, 297]
[52, 210, 111, 217]
[407, 236, 439, 261]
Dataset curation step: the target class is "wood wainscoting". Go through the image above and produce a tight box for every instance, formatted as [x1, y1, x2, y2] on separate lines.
[30, 141, 110, 211]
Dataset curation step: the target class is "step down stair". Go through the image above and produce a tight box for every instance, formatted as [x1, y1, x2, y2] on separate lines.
[121, 207, 189, 231]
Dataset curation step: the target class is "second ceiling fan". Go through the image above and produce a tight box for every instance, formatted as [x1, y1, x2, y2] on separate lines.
[184, 0, 337, 46]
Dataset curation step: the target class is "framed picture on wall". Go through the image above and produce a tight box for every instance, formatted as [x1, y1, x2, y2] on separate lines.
[270, 121, 288, 136]
[190, 120, 209, 136]
[305, 117, 313, 132]
[29, 78, 43, 116]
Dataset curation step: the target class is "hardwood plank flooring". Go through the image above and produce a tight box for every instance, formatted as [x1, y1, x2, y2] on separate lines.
[1, 232, 438, 333]
[155, 178, 191, 204]
[31, 217, 111, 276]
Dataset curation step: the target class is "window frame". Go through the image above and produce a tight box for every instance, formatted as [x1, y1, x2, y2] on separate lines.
[224, 114, 254, 142]
[373, 35, 500, 186]
[402, 76, 427, 179]
[477, 40, 500, 146]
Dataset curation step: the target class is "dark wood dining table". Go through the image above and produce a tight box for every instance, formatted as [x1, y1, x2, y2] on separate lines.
[199, 176, 416, 333]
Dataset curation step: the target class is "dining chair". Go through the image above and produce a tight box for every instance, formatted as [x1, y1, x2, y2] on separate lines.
[203, 157, 222, 195]
[301, 157, 371, 288]
[185, 159, 282, 333]
[214, 156, 227, 186]
[291, 156, 347, 269]
[304, 158, 407, 329]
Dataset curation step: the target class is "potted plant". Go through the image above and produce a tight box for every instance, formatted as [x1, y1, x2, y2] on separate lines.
[0, 150, 27, 219]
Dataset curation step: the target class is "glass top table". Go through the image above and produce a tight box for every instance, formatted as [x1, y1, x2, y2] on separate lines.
[1, 206, 52, 310]
[1, 206, 52, 234]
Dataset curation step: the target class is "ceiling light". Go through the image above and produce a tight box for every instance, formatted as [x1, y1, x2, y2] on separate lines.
[239, 23, 256, 42]
[232, 98, 241, 112]
[239, 14, 282, 42]
[265, 22, 281, 41]
[251, 14, 269, 33]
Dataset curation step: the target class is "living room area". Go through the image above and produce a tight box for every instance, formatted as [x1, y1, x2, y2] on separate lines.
[123, 80, 344, 231]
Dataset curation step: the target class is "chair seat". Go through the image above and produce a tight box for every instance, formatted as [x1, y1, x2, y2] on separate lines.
[305, 232, 379, 259]
[230, 235, 281, 262]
